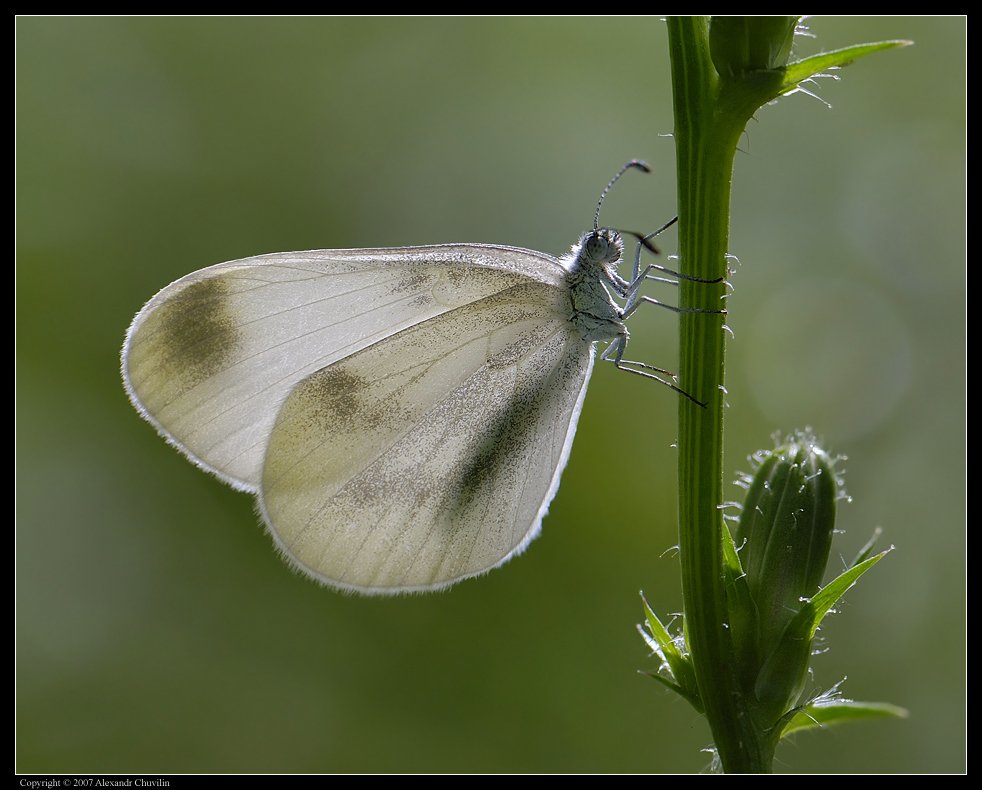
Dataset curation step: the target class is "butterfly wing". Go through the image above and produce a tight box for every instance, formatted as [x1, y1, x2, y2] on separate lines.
[259, 279, 593, 593]
[122, 245, 566, 491]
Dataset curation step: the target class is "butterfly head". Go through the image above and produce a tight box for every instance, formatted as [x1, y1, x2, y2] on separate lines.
[581, 228, 624, 268]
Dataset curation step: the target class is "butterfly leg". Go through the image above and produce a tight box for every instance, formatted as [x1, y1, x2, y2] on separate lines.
[625, 227, 725, 289]
[622, 295, 725, 320]
[601, 332, 706, 407]
[612, 235, 727, 318]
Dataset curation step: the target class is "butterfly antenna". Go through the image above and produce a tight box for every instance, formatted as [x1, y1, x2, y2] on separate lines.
[622, 215, 679, 255]
[594, 159, 651, 231]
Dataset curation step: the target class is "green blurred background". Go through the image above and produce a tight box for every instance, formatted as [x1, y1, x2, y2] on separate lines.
[17, 17, 964, 773]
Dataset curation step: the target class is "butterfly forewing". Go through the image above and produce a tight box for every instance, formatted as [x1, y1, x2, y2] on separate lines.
[123, 246, 567, 491]
[259, 280, 593, 593]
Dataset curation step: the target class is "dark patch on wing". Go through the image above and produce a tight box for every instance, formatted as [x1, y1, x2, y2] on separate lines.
[133, 276, 241, 392]
[294, 364, 398, 433]
[441, 340, 566, 523]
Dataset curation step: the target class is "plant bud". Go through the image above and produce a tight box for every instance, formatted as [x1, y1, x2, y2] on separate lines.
[734, 431, 841, 719]
[710, 16, 798, 77]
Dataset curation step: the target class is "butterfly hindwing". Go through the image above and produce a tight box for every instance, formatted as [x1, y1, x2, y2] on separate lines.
[259, 281, 593, 592]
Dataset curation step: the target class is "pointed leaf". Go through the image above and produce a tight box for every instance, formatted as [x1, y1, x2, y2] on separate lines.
[640, 596, 703, 712]
[800, 550, 890, 639]
[780, 41, 912, 94]
[642, 595, 685, 665]
[780, 700, 909, 738]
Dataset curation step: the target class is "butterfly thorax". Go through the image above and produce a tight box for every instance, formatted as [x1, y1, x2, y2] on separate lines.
[562, 229, 627, 343]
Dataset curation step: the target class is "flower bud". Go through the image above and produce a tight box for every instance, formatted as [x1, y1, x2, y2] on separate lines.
[734, 430, 841, 719]
[710, 16, 798, 77]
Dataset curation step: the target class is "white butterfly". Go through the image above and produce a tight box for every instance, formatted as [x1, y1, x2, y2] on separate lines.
[122, 162, 705, 594]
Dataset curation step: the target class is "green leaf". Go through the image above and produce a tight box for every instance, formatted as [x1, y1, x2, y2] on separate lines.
[799, 550, 891, 640]
[780, 700, 909, 738]
[642, 595, 685, 665]
[780, 40, 912, 95]
[640, 595, 703, 713]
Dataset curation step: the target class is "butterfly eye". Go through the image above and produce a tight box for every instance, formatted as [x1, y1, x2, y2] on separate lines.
[584, 232, 611, 262]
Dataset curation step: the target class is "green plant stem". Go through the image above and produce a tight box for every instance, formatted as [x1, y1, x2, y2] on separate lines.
[668, 17, 774, 773]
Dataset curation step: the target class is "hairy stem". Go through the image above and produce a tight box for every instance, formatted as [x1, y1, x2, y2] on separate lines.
[668, 16, 774, 773]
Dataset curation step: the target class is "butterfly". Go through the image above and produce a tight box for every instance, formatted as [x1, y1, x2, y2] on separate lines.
[122, 161, 711, 594]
